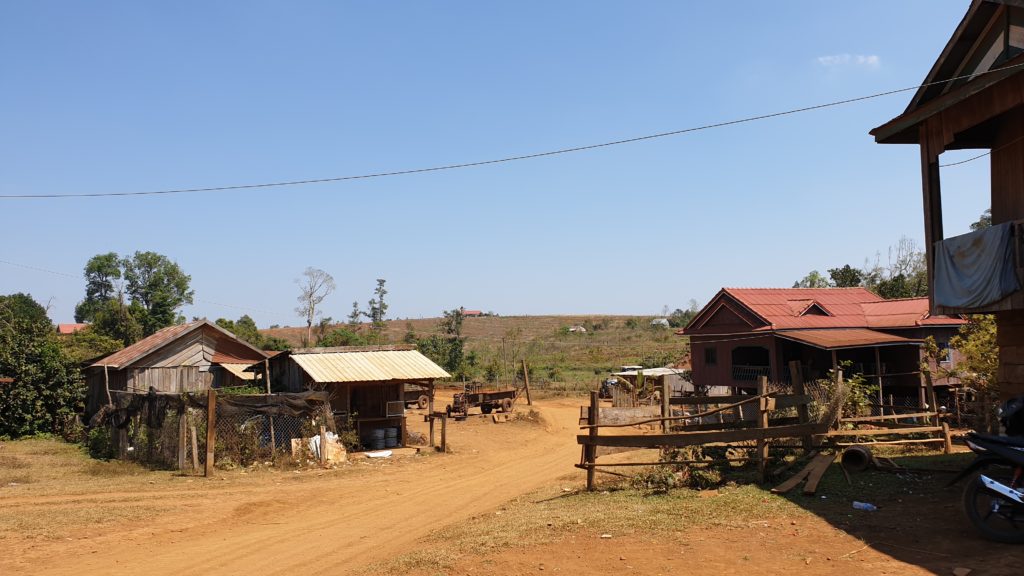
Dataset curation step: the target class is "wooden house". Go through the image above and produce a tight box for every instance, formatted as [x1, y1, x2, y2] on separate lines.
[683, 288, 966, 405]
[871, 0, 1024, 398]
[259, 345, 450, 449]
[84, 320, 269, 417]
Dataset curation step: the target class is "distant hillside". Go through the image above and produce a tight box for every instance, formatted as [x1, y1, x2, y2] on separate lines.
[261, 315, 688, 395]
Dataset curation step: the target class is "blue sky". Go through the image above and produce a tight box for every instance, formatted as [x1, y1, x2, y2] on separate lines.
[0, 1, 991, 326]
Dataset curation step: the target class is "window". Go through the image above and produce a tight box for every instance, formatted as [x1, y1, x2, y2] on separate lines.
[938, 342, 952, 365]
[704, 347, 717, 366]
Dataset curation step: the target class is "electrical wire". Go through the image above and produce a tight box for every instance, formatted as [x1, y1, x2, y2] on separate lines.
[5, 61, 1024, 200]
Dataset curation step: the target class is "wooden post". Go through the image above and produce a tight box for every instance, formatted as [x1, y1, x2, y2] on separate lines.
[103, 364, 112, 406]
[177, 406, 187, 471]
[319, 425, 328, 465]
[922, 370, 939, 426]
[429, 414, 436, 448]
[427, 380, 435, 414]
[789, 360, 812, 451]
[204, 388, 217, 477]
[190, 425, 199, 471]
[586, 391, 599, 491]
[834, 369, 844, 429]
[920, 138, 943, 312]
[661, 378, 671, 433]
[941, 422, 953, 455]
[874, 347, 884, 416]
[440, 413, 447, 453]
[756, 375, 769, 482]
[521, 360, 533, 406]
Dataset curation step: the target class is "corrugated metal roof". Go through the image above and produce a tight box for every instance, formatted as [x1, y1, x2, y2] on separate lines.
[290, 350, 450, 383]
[775, 328, 922, 350]
[91, 320, 267, 369]
[219, 363, 257, 380]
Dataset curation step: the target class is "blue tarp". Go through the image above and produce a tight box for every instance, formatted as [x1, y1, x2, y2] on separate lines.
[934, 222, 1020, 309]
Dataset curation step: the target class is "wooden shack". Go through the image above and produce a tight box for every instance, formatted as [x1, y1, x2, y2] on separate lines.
[260, 345, 450, 449]
[84, 320, 269, 417]
[872, 0, 1024, 398]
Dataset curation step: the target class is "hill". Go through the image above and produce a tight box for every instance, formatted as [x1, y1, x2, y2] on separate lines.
[262, 315, 689, 395]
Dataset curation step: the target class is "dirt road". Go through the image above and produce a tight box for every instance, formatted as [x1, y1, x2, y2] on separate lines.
[0, 397, 584, 576]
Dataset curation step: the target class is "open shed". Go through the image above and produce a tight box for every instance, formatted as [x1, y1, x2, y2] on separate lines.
[260, 345, 450, 449]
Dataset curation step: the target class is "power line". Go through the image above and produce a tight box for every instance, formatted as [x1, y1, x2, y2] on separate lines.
[5, 62, 1024, 200]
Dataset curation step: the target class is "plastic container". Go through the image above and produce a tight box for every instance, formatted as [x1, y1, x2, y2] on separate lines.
[852, 501, 878, 511]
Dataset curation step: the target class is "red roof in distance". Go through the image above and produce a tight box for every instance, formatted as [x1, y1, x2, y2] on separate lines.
[56, 323, 89, 335]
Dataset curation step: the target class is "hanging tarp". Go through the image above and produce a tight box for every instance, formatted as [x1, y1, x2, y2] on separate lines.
[934, 222, 1020, 309]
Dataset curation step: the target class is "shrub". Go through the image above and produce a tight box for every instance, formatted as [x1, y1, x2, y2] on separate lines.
[87, 426, 114, 460]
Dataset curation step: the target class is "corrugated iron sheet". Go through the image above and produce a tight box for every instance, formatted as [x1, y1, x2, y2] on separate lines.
[291, 350, 451, 383]
[219, 363, 257, 380]
[91, 322, 200, 368]
[775, 328, 922, 350]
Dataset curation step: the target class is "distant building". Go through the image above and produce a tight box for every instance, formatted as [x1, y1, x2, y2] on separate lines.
[651, 318, 670, 328]
[56, 323, 89, 335]
[569, 325, 587, 333]
[462, 309, 483, 317]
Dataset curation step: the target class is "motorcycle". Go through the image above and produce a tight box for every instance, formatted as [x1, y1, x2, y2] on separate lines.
[950, 397, 1024, 543]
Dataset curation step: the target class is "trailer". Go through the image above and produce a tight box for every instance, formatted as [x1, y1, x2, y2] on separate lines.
[404, 384, 430, 409]
[447, 383, 517, 417]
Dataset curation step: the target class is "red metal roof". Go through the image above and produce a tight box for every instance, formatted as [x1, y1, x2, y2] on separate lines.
[701, 288, 966, 331]
[776, 328, 923, 350]
[56, 323, 89, 335]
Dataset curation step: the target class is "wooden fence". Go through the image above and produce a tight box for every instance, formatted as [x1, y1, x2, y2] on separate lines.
[576, 375, 825, 490]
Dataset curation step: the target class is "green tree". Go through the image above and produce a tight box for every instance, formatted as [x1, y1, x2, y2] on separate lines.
[416, 308, 467, 375]
[215, 314, 263, 347]
[0, 294, 84, 438]
[0, 293, 50, 327]
[75, 252, 122, 323]
[828, 265, 864, 288]
[862, 236, 928, 299]
[949, 315, 998, 393]
[668, 299, 701, 328]
[123, 251, 194, 335]
[793, 270, 830, 288]
[364, 278, 389, 329]
[318, 328, 367, 347]
[58, 326, 124, 364]
[970, 208, 993, 231]
[91, 298, 144, 346]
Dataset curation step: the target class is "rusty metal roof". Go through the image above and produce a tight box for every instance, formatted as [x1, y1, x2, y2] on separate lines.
[91, 320, 267, 369]
[775, 329, 922, 351]
[289, 349, 450, 383]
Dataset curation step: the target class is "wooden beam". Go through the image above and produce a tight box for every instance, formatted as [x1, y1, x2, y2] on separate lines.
[586, 391, 599, 491]
[920, 128, 944, 312]
[840, 411, 937, 423]
[757, 376, 769, 483]
[825, 425, 943, 437]
[204, 388, 217, 477]
[521, 360, 533, 406]
[576, 423, 825, 448]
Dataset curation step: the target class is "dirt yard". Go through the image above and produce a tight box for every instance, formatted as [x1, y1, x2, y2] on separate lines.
[2, 394, 1023, 575]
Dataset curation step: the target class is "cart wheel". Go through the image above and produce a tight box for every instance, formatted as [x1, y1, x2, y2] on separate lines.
[481, 403, 494, 414]
[417, 395, 429, 410]
[501, 398, 514, 413]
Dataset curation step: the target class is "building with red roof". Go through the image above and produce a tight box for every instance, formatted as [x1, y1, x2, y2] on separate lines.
[56, 323, 89, 335]
[682, 288, 966, 405]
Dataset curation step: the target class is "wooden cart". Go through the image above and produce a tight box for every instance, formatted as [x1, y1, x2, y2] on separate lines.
[446, 383, 517, 417]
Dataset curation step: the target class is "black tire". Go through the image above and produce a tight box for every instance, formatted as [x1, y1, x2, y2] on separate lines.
[962, 469, 1024, 544]
[481, 403, 494, 414]
[501, 398, 514, 413]
[417, 395, 429, 410]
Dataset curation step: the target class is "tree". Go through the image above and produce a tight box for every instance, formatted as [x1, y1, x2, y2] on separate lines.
[318, 328, 367, 347]
[0, 293, 50, 327]
[347, 301, 362, 326]
[667, 299, 701, 328]
[75, 252, 122, 323]
[295, 267, 335, 346]
[0, 294, 83, 439]
[364, 279, 389, 329]
[215, 315, 263, 347]
[58, 326, 124, 364]
[123, 251, 194, 335]
[91, 298, 144, 346]
[416, 308, 467, 376]
[971, 208, 992, 231]
[793, 270, 830, 288]
[863, 236, 928, 299]
[950, 315, 998, 393]
[828, 265, 863, 288]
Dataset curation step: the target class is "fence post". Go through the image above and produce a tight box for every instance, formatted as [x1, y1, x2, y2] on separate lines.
[942, 422, 953, 454]
[586, 391, 599, 491]
[834, 370, 844, 430]
[429, 414, 436, 448]
[922, 370, 939, 426]
[661, 378, 671, 433]
[440, 413, 447, 453]
[521, 359, 533, 406]
[190, 425, 199, 471]
[756, 375, 769, 483]
[177, 405, 187, 471]
[789, 360, 812, 451]
[205, 388, 217, 477]
[319, 425, 328, 465]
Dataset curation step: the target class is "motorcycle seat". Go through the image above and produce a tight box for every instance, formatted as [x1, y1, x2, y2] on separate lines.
[970, 432, 1024, 448]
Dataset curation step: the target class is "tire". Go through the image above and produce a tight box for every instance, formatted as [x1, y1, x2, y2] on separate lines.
[417, 395, 429, 410]
[962, 469, 1024, 544]
[501, 398, 514, 413]
[481, 403, 494, 415]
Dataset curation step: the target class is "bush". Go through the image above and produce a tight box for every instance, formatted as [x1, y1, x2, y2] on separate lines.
[87, 426, 114, 460]
[630, 466, 678, 494]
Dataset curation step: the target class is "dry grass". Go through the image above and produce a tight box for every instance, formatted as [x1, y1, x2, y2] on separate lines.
[363, 482, 809, 574]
